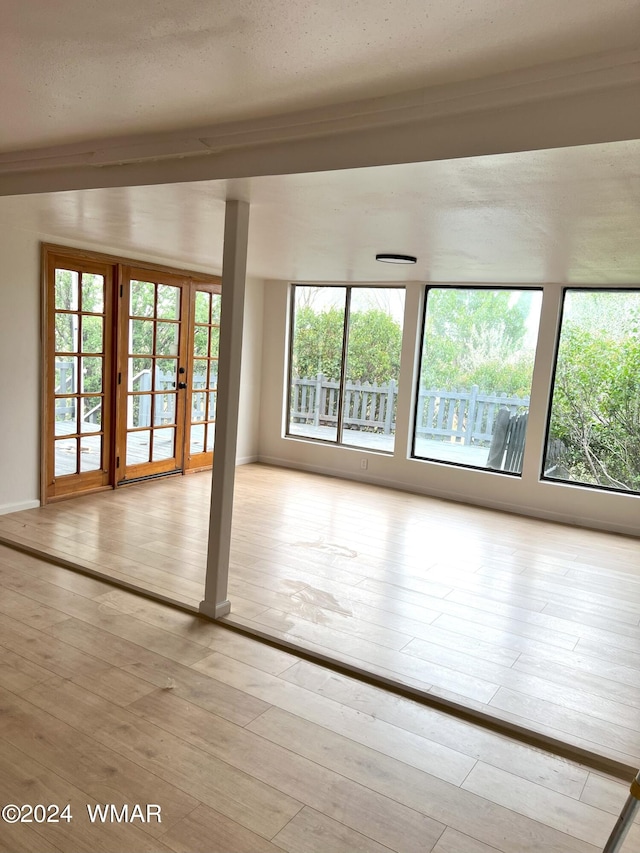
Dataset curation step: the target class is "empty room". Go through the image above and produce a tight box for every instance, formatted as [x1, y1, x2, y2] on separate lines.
[1, 2, 640, 852]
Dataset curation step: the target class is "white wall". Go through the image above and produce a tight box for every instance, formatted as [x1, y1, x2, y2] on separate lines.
[258, 279, 640, 537]
[236, 276, 264, 464]
[0, 231, 262, 513]
[0, 226, 41, 513]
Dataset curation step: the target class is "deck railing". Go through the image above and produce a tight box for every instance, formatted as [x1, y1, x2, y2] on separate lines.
[55, 363, 212, 427]
[290, 374, 529, 444]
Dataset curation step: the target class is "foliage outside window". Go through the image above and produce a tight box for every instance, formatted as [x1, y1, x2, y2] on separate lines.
[412, 287, 542, 473]
[287, 285, 405, 452]
[544, 290, 640, 493]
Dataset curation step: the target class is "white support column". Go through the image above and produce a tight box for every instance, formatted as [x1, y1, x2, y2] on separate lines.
[200, 199, 250, 619]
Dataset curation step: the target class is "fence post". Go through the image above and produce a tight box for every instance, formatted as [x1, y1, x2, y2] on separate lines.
[384, 380, 395, 435]
[314, 373, 323, 427]
[486, 407, 511, 469]
[466, 385, 478, 445]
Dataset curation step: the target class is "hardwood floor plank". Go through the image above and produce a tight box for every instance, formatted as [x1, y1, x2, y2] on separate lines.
[122, 657, 272, 726]
[272, 806, 399, 853]
[280, 660, 590, 799]
[430, 611, 579, 653]
[489, 687, 640, 762]
[432, 827, 503, 853]
[0, 646, 65, 693]
[191, 652, 476, 784]
[20, 676, 303, 839]
[580, 773, 632, 815]
[128, 688, 445, 852]
[0, 736, 173, 852]
[242, 702, 600, 853]
[160, 804, 287, 853]
[245, 609, 501, 702]
[461, 762, 638, 848]
[0, 687, 199, 839]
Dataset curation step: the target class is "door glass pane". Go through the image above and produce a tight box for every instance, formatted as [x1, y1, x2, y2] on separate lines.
[80, 435, 102, 472]
[206, 423, 216, 452]
[190, 423, 205, 453]
[193, 327, 209, 357]
[55, 313, 79, 352]
[192, 391, 206, 421]
[55, 269, 79, 311]
[130, 319, 154, 354]
[155, 360, 177, 390]
[156, 322, 179, 356]
[55, 357, 77, 394]
[413, 288, 542, 473]
[212, 294, 221, 323]
[128, 394, 152, 427]
[127, 430, 151, 465]
[152, 428, 175, 461]
[130, 280, 155, 317]
[55, 398, 77, 433]
[81, 315, 103, 353]
[55, 438, 78, 476]
[192, 359, 208, 389]
[157, 285, 180, 320]
[544, 290, 640, 493]
[81, 397, 102, 431]
[195, 291, 210, 323]
[209, 326, 220, 357]
[81, 274, 104, 313]
[154, 393, 177, 426]
[129, 358, 152, 391]
[342, 287, 405, 452]
[81, 357, 102, 393]
[208, 361, 218, 389]
[288, 285, 346, 442]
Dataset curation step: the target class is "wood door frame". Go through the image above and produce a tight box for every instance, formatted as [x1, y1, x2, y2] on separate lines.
[43, 250, 117, 502]
[41, 243, 222, 503]
[116, 266, 191, 483]
[185, 282, 223, 473]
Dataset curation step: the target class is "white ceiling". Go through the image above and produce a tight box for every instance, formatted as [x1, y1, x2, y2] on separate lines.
[2, 1, 639, 284]
[3, 0, 640, 153]
[1, 140, 638, 283]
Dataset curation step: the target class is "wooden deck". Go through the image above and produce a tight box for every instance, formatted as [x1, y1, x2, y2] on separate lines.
[290, 422, 492, 465]
[1, 464, 640, 777]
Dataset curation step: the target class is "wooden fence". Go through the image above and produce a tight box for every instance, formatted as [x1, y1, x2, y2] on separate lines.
[415, 385, 529, 445]
[55, 363, 211, 427]
[290, 374, 529, 444]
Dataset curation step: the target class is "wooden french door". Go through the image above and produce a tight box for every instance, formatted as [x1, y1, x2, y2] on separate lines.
[45, 254, 115, 500]
[117, 267, 190, 483]
[185, 284, 222, 471]
[44, 246, 222, 502]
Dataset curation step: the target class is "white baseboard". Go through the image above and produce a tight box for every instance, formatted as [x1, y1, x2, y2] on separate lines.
[0, 499, 40, 516]
[236, 455, 259, 466]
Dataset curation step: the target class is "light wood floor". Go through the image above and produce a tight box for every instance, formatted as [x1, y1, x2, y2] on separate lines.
[0, 543, 637, 853]
[1, 464, 640, 773]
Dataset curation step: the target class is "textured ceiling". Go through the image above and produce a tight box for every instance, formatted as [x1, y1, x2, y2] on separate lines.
[2, 2, 639, 284]
[3, 0, 640, 152]
[1, 140, 638, 283]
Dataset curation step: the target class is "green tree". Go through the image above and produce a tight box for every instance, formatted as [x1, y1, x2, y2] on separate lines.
[291, 306, 345, 382]
[291, 307, 402, 385]
[548, 298, 640, 491]
[421, 289, 535, 395]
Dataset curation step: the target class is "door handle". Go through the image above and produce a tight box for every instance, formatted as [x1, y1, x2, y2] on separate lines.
[178, 382, 187, 389]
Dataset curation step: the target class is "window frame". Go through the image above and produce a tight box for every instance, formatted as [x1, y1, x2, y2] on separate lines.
[410, 283, 544, 475]
[285, 283, 406, 452]
[540, 285, 640, 497]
